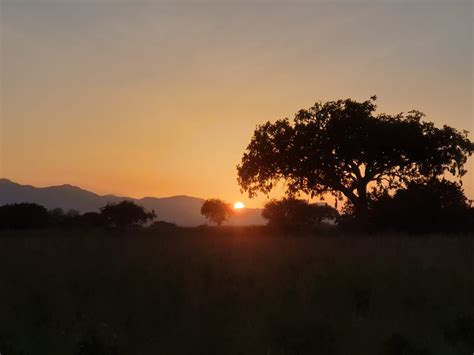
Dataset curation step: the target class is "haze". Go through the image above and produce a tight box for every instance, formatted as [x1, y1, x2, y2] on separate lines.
[1, 0, 472, 207]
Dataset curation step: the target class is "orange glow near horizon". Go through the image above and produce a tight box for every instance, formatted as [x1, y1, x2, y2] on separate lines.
[1, 2, 473, 206]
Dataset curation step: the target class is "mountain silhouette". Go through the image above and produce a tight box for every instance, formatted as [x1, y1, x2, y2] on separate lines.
[0, 179, 265, 226]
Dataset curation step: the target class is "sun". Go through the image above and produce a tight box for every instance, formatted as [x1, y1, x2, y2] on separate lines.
[234, 201, 245, 209]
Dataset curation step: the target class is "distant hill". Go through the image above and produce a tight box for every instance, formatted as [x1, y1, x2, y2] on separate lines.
[0, 179, 265, 226]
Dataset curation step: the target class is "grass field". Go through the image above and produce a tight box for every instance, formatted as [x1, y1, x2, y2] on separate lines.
[0, 228, 473, 355]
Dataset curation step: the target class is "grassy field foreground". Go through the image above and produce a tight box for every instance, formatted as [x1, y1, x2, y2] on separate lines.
[0, 228, 473, 355]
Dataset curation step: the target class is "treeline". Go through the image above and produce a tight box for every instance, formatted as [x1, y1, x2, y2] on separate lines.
[201, 180, 473, 235]
[266, 180, 473, 234]
[1, 180, 473, 234]
[0, 200, 164, 230]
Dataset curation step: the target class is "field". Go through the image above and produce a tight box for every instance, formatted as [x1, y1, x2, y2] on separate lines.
[0, 228, 473, 355]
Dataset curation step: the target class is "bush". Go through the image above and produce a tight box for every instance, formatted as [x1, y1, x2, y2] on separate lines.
[48, 208, 81, 228]
[79, 212, 105, 229]
[0, 203, 49, 229]
[263, 197, 338, 233]
[369, 179, 473, 234]
[149, 220, 179, 230]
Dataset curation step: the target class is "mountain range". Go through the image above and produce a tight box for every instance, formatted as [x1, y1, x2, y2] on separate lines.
[0, 179, 265, 226]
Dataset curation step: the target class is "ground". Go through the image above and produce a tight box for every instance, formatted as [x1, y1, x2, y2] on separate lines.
[0, 228, 473, 355]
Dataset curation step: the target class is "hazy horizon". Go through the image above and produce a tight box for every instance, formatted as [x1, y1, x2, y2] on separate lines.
[0, 176, 230, 202]
[1, 0, 472, 207]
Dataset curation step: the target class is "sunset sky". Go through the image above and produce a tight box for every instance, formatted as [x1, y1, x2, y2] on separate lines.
[1, 0, 472, 207]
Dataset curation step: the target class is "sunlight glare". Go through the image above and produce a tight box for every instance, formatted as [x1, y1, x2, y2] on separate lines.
[234, 201, 245, 209]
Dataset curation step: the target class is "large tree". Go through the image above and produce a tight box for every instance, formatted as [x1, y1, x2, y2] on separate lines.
[237, 97, 473, 219]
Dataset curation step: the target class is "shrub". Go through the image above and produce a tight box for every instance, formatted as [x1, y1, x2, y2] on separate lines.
[369, 179, 472, 234]
[0, 203, 49, 229]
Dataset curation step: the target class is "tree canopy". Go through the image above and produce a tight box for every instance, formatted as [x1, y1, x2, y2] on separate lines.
[200, 199, 234, 226]
[237, 96, 473, 219]
[0, 203, 49, 229]
[100, 200, 156, 229]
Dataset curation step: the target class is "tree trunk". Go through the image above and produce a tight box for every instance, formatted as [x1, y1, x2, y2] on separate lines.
[354, 183, 369, 230]
[340, 181, 370, 230]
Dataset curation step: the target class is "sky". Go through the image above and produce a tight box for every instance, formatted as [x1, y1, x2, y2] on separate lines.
[1, 0, 473, 207]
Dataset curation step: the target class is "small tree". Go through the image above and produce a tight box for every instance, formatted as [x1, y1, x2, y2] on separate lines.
[262, 197, 338, 230]
[100, 200, 156, 230]
[200, 199, 234, 226]
[48, 208, 81, 227]
[79, 212, 105, 229]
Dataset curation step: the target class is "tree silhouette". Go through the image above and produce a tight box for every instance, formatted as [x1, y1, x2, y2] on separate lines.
[200, 199, 234, 226]
[369, 179, 473, 233]
[262, 198, 338, 230]
[0, 203, 49, 229]
[49, 208, 66, 226]
[48, 208, 81, 227]
[100, 200, 156, 230]
[79, 212, 105, 229]
[237, 96, 473, 221]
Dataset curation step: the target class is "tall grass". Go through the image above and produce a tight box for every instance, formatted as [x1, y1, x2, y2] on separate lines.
[0, 229, 472, 354]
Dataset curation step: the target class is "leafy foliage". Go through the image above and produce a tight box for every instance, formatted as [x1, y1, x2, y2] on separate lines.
[369, 179, 473, 233]
[200, 199, 234, 226]
[79, 212, 105, 228]
[49, 208, 82, 227]
[0, 203, 49, 229]
[262, 197, 338, 230]
[237, 97, 473, 219]
[100, 200, 156, 229]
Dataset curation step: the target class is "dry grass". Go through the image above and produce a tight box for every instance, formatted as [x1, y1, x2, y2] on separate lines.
[0, 228, 473, 354]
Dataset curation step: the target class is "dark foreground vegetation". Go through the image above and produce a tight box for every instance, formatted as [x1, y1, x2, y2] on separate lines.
[0, 228, 473, 355]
